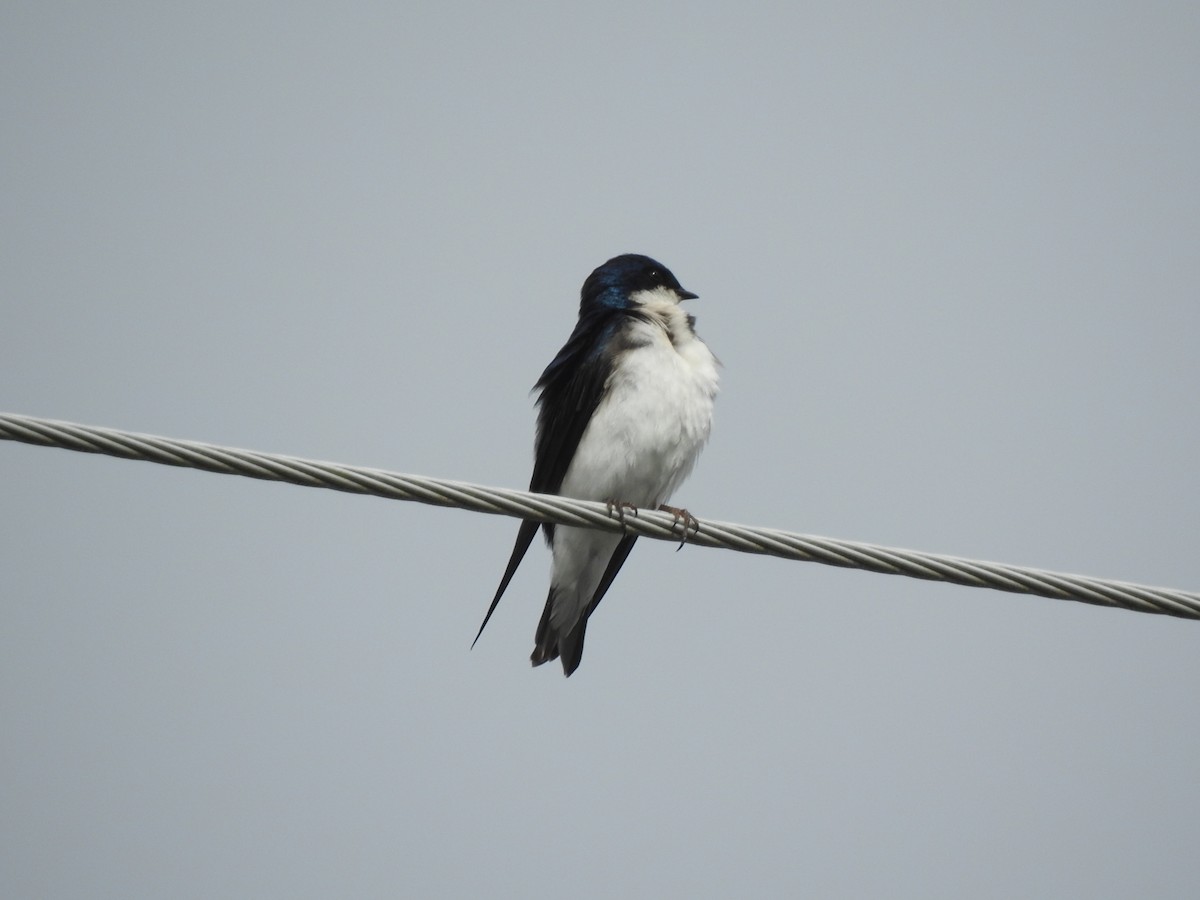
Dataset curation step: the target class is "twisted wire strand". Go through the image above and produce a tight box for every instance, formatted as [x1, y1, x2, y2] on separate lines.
[3, 411, 1198, 621]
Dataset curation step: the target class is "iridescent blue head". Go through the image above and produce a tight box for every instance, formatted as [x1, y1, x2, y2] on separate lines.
[579, 254, 698, 313]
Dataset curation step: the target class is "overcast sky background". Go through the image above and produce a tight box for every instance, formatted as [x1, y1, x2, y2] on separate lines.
[3, 3, 1199, 898]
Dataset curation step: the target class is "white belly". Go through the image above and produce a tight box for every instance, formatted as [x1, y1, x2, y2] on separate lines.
[558, 320, 719, 508]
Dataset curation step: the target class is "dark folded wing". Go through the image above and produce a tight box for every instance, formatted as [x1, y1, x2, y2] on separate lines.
[472, 310, 625, 646]
[529, 310, 624, 500]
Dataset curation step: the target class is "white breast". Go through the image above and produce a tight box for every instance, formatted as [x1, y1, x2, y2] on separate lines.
[559, 309, 719, 508]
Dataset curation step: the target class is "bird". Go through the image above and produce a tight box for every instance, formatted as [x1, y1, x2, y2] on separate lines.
[472, 253, 719, 676]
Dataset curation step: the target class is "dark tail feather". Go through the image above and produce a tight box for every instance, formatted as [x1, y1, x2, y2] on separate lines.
[472, 520, 539, 648]
[530, 588, 587, 677]
[529, 535, 638, 677]
[557, 625, 586, 677]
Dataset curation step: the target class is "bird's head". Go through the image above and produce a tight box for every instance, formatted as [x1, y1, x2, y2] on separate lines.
[579, 254, 697, 314]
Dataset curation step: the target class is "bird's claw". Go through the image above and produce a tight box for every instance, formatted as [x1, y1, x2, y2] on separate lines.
[658, 504, 700, 550]
[604, 498, 640, 532]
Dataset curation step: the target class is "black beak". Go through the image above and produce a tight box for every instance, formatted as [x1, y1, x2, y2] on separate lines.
[678, 288, 699, 301]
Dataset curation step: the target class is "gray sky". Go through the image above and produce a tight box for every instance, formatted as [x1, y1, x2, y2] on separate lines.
[4, 3, 1199, 897]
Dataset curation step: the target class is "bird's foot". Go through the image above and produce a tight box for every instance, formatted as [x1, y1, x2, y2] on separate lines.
[658, 504, 700, 550]
[604, 498, 640, 532]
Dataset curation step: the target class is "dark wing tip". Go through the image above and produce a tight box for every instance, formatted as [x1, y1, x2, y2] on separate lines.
[472, 520, 540, 649]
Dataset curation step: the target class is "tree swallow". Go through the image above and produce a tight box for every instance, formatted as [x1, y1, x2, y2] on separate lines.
[473, 254, 720, 676]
